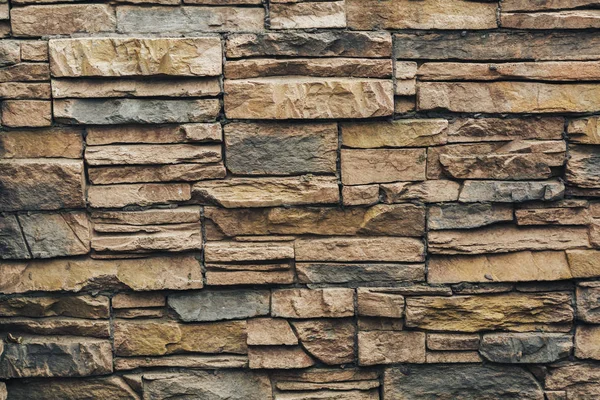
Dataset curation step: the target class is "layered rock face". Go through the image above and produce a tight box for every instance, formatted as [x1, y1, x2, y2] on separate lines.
[1, 1, 599, 399]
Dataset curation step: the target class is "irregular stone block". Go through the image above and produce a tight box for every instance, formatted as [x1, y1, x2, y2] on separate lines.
[88, 183, 190, 208]
[295, 237, 425, 262]
[297, 263, 425, 284]
[112, 293, 165, 309]
[89, 163, 226, 184]
[577, 283, 600, 323]
[1, 100, 51, 127]
[6, 377, 139, 400]
[54, 99, 220, 125]
[205, 241, 294, 262]
[516, 203, 590, 226]
[168, 289, 270, 321]
[227, 31, 392, 59]
[92, 207, 200, 227]
[0, 336, 112, 379]
[50, 37, 221, 77]
[0, 214, 29, 259]
[448, 117, 563, 143]
[86, 123, 222, 145]
[569, 116, 600, 144]
[502, 10, 600, 29]
[115, 355, 247, 371]
[270, 1, 345, 29]
[0, 127, 83, 159]
[0, 159, 85, 211]
[567, 250, 600, 278]
[480, 333, 572, 363]
[249, 347, 315, 369]
[86, 144, 221, 166]
[384, 364, 544, 399]
[91, 225, 202, 253]
[271, 288, 354, 319]
[359, 331, 426, 365]
[341, 148, 426, 185]
[0, 317, 110, 338]
[192, 176, 339, 208]
[357, 288, 405, 318]
[382, 180, 461, 203]
[206, 263, 294, 286]
[567, 145, 600, 189]
[428, 203, 513, 230]
[406, 292, 573, 332]
[341, 119, 447, 148]
[19, 212, 90, 258]
[116, 6, 264, 33]
[20, 41, 47, 61]
[247, 318, 298, 346]
[225, 77, 393, 119]
[426, 351, 481, 364]
[0, 63, 50, 83]
[427, 333, 480, 351]
[0, 82, 50, 99]
[225, 122, 337, 175]
[576, 325, 600, 360]
[347, 0, 497, 29]
[503, 0, 600, 11]
[292, 319, 355, 365]
[342, 185, 380, 206]
[0, 255, 203, 294]
[114, 319, 246, 356]
[459, 180, 564, 203]
[11, 4, 116, 36]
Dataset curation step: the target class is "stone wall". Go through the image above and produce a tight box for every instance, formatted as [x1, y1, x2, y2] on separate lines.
[1, 1, 600, 399]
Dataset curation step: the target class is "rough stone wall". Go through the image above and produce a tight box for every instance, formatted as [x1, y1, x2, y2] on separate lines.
[0, 0, 600, 399]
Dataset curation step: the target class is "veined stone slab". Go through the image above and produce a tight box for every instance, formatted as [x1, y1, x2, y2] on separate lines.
[86, 123, 222, 145]
[292, 319, 355, 365]
[502, 10, 600, 29]
[428, 203, 513, 230]
[89, 163, 226, 184]
[205, 241, 294, 262]
[567, 145, 600, 188]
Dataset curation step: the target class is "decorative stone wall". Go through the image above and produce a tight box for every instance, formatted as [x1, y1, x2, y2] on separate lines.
[1, 1, 600, 399]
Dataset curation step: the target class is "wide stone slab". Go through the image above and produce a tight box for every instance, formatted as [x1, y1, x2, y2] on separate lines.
[0, 159, 85, 211]
[270, 1, 345, 29]
[0, 318, 110, 338]
[405, 292, 573, 332]
[86, 123, 222, 145]
[502, 0, 600, 11]
[168, 289, 270, 321]
[18, 212, 90, 258]
[86, 144, 221, 166]
[459, 180, 565, 203]
[0, 294, 109, 318]
[297, 263, 425, 284]
[50, 37, 222, 77]
[341, 148, 426, 185]
[224, 122, 337, 175]
[428, 203, 513, 230]
[501, 10, 600, 29]
[88, 183, 191, 208]
[271, 288, 354, 318]
[0, 336, 112, 379]
[480, 333, 572, 363]
[225, 77, 393, 119]
[6, 377, 139, 400]
[448, 117, 564, 143]
[0, 127, 83, 159]
[295, 237, 425, 262]
[89, 163, 225, 184]
[359, 331, 426, 365]
[384, 364, 544, 399]
[341, 119, 447, 148]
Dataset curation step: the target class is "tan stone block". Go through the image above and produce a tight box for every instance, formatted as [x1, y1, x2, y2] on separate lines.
[426, 351, 482, 363]
[358, 331, 426, 365]
[449, 117, 563, 143]
[295, 237, 424, 262]
[249, 347, 315, 369]
[382, 180, 461, 203]
[92, 225, 202, 253]
[341, 119, 447, 148]
[0, 295, 109, 319]
[577, 282, 600, 323]
[427, 333, 480, 351]
[247, 318, 297, 346]
[206, 263, 294, 286]
[292, 319, 355, 365]
[20, 41, 47, 61]
[502, 10, 600, 29]
[502, 0, 600, 11]
[112, 292, 165, 309]
[2, 100, 51, 127]
[342, 185, 380, 206]
[115, 355, 247, 371]
[270, 1, 345, 29]
[357, 288, 404, 318]
[0, 127, 83, 159]
[91, 207, 200, 227]
[86, 144, 221, 166]
[567, 145, 600, 189]
[89, 163, 226, 184]
[0, 317, 110, 338]
[272, 288, 354, 319]
[567, 250, 600, 278]
[0, 82, 50, 99]
[576, 325, 600, 360]
[516, 206, 590, 225]
[0, 63, 49, 82]
[569, 116, 600, 144]
[88, 183, 191, 208]
[87, 123, 221, 145]
[459, 180, 565, 203]
[341, 148, 426, 185]
[205, 241, 294, 262]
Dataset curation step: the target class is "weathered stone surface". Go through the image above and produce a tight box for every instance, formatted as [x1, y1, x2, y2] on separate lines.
[429, 226, 589, 255]
[54, 99, 219, 125]
[142, 371, 271, 400]
[427, 333, 480, 351]
[429, 251, 573, 284]
[227, 31, 392, 59]
[426, 351, 481, 364]
[0, 317, 110, 338]
[112, 293, 165, 309]
[292, 319, 355, 365]
[448, 117, 563, 143]
[192, 176, 339, 207]
[341, 149, 426, 185]
[89, 163, 226, 184]
[6, 377, 139, 400]
[18, 212, 90, 258]
[0, 159, 85, 211]
[0, 62, 49, 82]
[50, 37, 222, 77]
[248, 318, 298, 346]
[225, 122, 337, 175]
[87, 123, 222, 145]
[567, 145, 600, 189]
[2, 100, 51, 127]
[577, 283, 600, 323]
[545, 362, 600, 393]
[168, 289, 270, 322]
[343, 185, 380, 206]
[92, 226, 202, 253]
[88, 183, 190, 208]
[206, 263, 295, 285]
[11, 5, 115, 36]
[480, 333, 572, 363]
[20, 42, 47, 61]
[225, 77, 393, 119]
[0, 336, 112, 379]
[394, 31, 600, 61]
[205, 241, 294, 262]
[272, 288, 354, 318]
[115, 355, 247, 370]
[0, 128, 83, 159]
[341, 119, 447, 148]
[359, 331, 426, 365]
[92, 207, 199, 227]
[502, 10, 600, 29]
[225, 58, 392, 79]
[576, 325, 600, 360]
[569, 116, 600, 144]
[0, 382, 5, 400]
[428, 203, 513, 230]
[357, 288, 405, 318]
[114, 319, 246, 356]
[567, 250, 600, 278]
[117, 6, 264, 33]
[86, 144, 221, 166]
[347, 0, 496, 30]
[0, 82, 50, 99]
[503, 0, 600, 11]
[0, 41, 19, 67]
[405, 292, 573, 332]
[297, 263, 425, 284]
[384, 364, 544, 399]
[0, 255, 203, 294]
[382, 180, 462, 203]
[0, 214, 29, 259]
[249, 347, 315, 369]
[295, 237, 425, 262]
[206, 204, 425, 237]
[516, 204, 590, 226]
[270, 1, 345, 29]
[420, 82, 600, 113]
[0, 294, 108, 318]
[459, 180, 565, 203]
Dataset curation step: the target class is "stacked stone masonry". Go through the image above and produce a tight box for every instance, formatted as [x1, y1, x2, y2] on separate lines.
[1, 0, 600, 399]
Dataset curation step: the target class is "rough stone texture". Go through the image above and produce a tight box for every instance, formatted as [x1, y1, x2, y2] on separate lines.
[459, 180, 565, 203]
[88, 183, 191, 208]
[428, 203, 513, 230]
[2, 100, 51, 127]
[359, 331, 426, 365]
[6, 377, 139, 400]
[19, 212, 90, 258]
[569, 116, 600, 144]
[577, 283, 600, 323]
[249, 347, 315, 370]
[247, 318, 298, 346]
[298, 263, 425, 284]
[168, 289, 270, 321]
[480, 333, 572, 363]
[270, 1, 346, 29]
[341, 148, 426, 185]
[292, 319, 355, 365]
[427, 334, 480, 351]
[341, 119, 447, 148]
[271, 289, 354, 318]
[0, 294, 108, 318]
[0, 127, 83, 159]
[295, 237, 424, 262]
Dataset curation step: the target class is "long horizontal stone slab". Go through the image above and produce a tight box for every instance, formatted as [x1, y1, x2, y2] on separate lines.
[49, 37, 222, 77]
[0, 127, 83, 159]
[168, 289, 270, 321]
[502, 0, 600, 11]
[5, 377, 139, 400]
[86, 123, 221, 145]
[501, 10, 600, 29]
[89, 163, 226, 184]
[295, 237, 425, 262]
[88, 183, 191, 208]
[341, 149, 426, 185]
[459, 180, 565, 203]
[85, 144, 221, 165]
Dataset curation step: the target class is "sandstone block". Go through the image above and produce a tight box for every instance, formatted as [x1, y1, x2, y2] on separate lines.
[358, 331, 426, 365]
[89, 163, 226, 184]
[341, 119, 447, 148]
[405, 292, 573, 332]
[168, 289, 270, 322]
[382, 180, 461, 203]
[343, 185, 380, 206]
[428, 203, 513, 230]
[225, 77, 393, 119]
[459, 180, 564, 203]
[427, 333, 480, 351]
[0, 41, 20, 67]
[248, 347, 315, 369]
[6, 377, 139, 400]
[192, 176, 339, 207]
[0, 127, 83, 159]
[569, 116, 600, 144]
[20, 41, 47, 61]
[295, 237, 424, 262]
[292, 319, 355, 365]
[86, 144, 221, 166]
[357, 288, 405, 318]
[0, 317, 110, 338]
[567, 145, 600, 189]
[115, 355, 247, 371]
[502, 10, 600, 29]
[0, 63, 50, 82]
[270, 1, 345, 29]
[19, 212, 90, 258]
[480, 333, 572, 363]
[50, 37, 222, 77]
[91, 225, 202, 253]
[86, 123, 222, 145]
[205, 263, 295, 286]
[0, 214, 29, 259]
[577, 283, 600, 323]
[205, 241, 294, 262]
[503, 0, 600, 11]
[566, 250, 600, 278]
[448, 117, 563, 143]
[516, 204, 590, 226]
[2, 100, 51, 127]
[297, 262, 425, 284]
[112, 293, 165, 309]
[426, 351, 481, 364]
[247, 318, 298, 346]
[92, 207, 200, 227]
[0, 82, 50, 99]
[271, 288, 354, 319]
[341, 148, 426, 185]
[576, 325, 600, 360]
[88, 183, 190, 208]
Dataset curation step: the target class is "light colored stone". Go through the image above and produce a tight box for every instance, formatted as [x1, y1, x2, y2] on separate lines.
[426, 351, 481, 363]
[11, 4, 116, 36]
[112, 293, 165, 309]
[225, 77, 393, 119]
[92, 207, 200, 227]
[298, 263, 425, 284]
[6, 377, 139, 400]
[87, 123, 221, 145]
[341, 149, 426, 185]
[357, 288, 405, 318]
[2, 100, 51, 127]
[114, 319, 246, 356]
[459, 180, 565, 203]
[342, 185, 380, 206]
[0, 294, 108, 319]
[19, 212, 90, 258]
[0, 255, 203, 294]
[577, 283, 600, 323]
[382, 180, 461, 203]
[270, 1, 345, 29]
[480, 333, 572, 363]
[569, 116, 600, 144]
[91, 225, 202, 253]
[272, 288, 354, 319]
[516, 205, 590, 225]
[247, 318, 298, 346]
[502, 0, 600, 11]
[249, 347, 315, 369]
[86, 144, 221, 166]
[205, 241, 294, 262]
[406, 292, 573, 332]
[429, 226, 589, 255]
[341, 119, 447, 148]
[502, 10, 600, 29]
[0, 63, 50, 82]
[0, 127, 82, 159]
[295, 237, 424, 262]
[449, 117, 563, 143]
[567, 145, 600, 189]
[347, 0, 497, 30]
[419, 82, 600, 113]
[88, 183, 190, 208]
[292, 319, 355, 365]
[428, 251, 573, 284]
[115, 355, 247, 370]
[89, 163, 226, 184]
[576, 325, 600, 360]
[567, 250, 600, 278]
[116, 6, 264, 33]
[0, 82, 50, 99]
[428, 203, 513, 230]
[50, 37, 222, 77]
[427, 333, 480, 351]
[0, 317, 110, 338]
[358, 331, 426, 365]
[192, 176, 339, 208]
[20, 41, 47, 61]
[206, 263, 294, 286]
